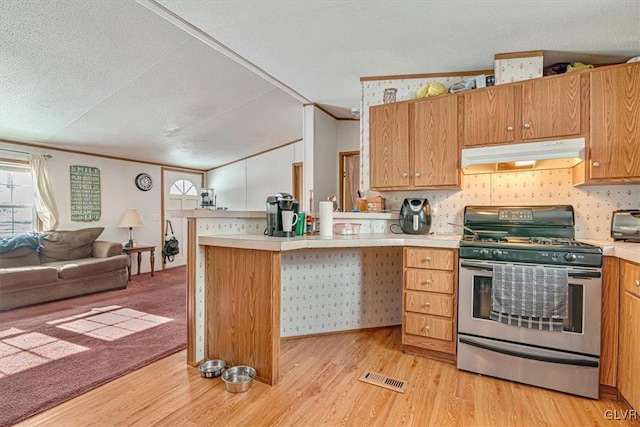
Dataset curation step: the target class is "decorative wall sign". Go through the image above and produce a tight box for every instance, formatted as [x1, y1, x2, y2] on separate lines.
[70, 165, 101, 221]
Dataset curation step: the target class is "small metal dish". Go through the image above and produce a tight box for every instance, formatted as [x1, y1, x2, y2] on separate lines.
[198, 360, 226, 378]
[221, 365, 256, 392]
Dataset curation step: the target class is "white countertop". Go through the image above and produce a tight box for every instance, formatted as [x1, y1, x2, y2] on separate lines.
[168, 209, 264, 218]
[168, 209, 396, 220]
[199, 233, 461, 251]
[199, 233, 640, 263]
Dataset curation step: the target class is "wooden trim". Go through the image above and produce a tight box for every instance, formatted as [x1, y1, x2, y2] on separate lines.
[186, 218, 197, 365]
[360, 69, 494, 82]
[601, 256, 619, 387]
[599, 384, 619, 401]
[302, 103, 360, 121]
[0, 157, 29, 165]
[0, 139, 208, 172]
[280, 325, 398, 341]
[495, 50, 544, 60]
[402, 344, 456, 364]
[209, 138, 303, 171]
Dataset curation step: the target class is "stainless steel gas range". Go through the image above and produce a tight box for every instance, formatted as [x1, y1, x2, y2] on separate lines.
[456, 205, 603, 399]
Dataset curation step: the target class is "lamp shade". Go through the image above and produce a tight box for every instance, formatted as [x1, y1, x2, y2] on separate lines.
[118, 209, 144, 228]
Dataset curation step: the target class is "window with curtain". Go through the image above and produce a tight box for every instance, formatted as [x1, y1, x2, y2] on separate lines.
[0, 160, 36, 236]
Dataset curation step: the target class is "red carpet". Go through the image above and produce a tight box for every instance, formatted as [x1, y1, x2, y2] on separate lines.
[0, 267, 186, 426]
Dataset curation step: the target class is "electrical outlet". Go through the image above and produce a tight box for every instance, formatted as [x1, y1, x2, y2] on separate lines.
[152, 214, 161, 221]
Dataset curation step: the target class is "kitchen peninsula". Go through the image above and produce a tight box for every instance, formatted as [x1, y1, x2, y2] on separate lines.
[175, 209, 640, 388]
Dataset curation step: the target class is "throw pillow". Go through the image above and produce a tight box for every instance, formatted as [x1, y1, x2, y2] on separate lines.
[39, 227, 104, 263]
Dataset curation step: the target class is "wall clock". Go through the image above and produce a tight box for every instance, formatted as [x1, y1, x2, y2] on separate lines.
[135, 173, 153, 191]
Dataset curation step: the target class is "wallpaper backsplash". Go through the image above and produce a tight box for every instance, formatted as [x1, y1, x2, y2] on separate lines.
[380, 168, 639, 240]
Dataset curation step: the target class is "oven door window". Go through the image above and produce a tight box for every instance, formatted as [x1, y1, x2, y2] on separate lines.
[471, 275, 584, 333]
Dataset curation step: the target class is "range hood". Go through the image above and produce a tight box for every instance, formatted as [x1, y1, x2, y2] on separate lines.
[461, 138, 585, 174]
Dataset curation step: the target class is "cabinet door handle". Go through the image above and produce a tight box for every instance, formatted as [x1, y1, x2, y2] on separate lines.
[423, 325, 431, 332]
[402, 173, 408, 178]
[424, 257, 432, 262]
[507, 126, 514, 131]
[422, 279, 432, 285]
[593, 161, 601, 167]
[415, 172, 421, 177]
[423, 302, 431, 307]
[523, 122, 531, 129]
[635, 280, 640, 287]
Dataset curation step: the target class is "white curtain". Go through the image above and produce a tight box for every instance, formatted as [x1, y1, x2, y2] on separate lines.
[29, 153, 59, 231]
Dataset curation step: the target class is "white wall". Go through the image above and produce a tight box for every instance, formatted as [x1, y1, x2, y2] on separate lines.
[312, 108, 338, 211]
[207, 107, 351, 213]
[207, 161, 246, 210]
[337, 120, 360, 153]
[207, 141, 302, 210]
[1, 141, 164, 273]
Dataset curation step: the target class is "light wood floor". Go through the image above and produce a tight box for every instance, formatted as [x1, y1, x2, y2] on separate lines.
[18, 327, 638, 427]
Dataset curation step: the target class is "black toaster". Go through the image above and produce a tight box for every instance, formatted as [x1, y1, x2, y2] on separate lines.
[611, 210, 640, 242]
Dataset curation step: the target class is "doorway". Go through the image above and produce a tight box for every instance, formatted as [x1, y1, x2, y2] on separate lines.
[162, 169, 203, 269]
[292, 162, 303, 203]
[339, 151, 360, 212]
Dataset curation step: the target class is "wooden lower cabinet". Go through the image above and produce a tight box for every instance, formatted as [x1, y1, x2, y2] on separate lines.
[402, 247, 458, 362]
[205, 247, 281, 385]
[618, 259, 640, 410]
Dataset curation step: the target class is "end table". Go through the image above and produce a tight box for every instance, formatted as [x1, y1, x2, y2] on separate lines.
[123, 245, 155, 281]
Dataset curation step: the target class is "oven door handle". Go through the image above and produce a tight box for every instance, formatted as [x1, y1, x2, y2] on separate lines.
[460, 261, 601, 278]
[460, 261, 493, 271]
[459, 337, 599, 367]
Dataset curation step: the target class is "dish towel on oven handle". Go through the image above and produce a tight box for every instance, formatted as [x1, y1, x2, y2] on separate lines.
[490, 264, 568, 332]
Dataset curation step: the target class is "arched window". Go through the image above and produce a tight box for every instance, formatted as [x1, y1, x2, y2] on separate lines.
[170, 179, 197, 196]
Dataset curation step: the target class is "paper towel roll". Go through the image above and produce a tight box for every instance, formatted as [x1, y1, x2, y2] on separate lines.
[319, 201, 333, 236]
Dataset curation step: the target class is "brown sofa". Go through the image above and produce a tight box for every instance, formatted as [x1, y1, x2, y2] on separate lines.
[0, 227, 130, 311]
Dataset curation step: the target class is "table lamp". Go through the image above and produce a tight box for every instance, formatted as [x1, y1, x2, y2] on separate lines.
[118, 209, 144, 248]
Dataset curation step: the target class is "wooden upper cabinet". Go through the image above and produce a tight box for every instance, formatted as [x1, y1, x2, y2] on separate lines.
[521, 74, 581, 140]
[461, 72, 583, 147]
[587, 63, 640, 181]
[411, 95, 460, 187]
[461, 84, 517, 147]
[369, 102, 410, 189]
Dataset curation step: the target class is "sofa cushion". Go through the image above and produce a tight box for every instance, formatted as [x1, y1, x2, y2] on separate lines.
[0, 266, 59, 292]
[46, 255, 130, 280]
[39, 227, 104, 263]
[0, 246, 41, 268]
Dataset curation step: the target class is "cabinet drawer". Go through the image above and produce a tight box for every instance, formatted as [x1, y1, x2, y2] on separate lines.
[621, 259, 640, 298]
[404, 313, 453, 342]
[405, 291, 454, 317]
[405, 248, 455, 271]
[405, 268, 454, 294]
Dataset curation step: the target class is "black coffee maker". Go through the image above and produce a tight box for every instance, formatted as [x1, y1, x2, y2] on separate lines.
[266, 192, 299, 237]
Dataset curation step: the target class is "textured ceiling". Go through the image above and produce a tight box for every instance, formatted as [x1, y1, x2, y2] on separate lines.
[1, 0, 639, 169]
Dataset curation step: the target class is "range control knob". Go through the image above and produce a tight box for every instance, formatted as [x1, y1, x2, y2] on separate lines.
[492, 249, 504, 258]
[564, 253, 577, 262]
[478, 249, 490, 257]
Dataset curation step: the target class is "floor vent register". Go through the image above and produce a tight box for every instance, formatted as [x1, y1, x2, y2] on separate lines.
[358, 370, 407, 393]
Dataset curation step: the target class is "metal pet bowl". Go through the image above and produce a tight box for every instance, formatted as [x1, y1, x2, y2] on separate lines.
[221, 365, 256, 393]
[199, 360, 226, 378]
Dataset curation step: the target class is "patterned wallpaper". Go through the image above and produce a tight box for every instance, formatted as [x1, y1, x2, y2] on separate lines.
[281, 248, 402, 337]
[379, 169, 639, 239]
